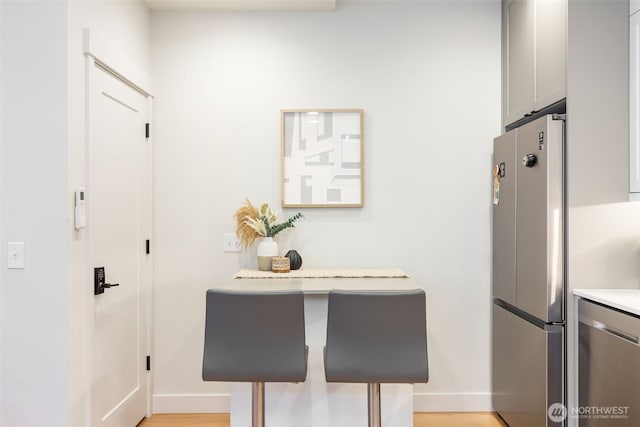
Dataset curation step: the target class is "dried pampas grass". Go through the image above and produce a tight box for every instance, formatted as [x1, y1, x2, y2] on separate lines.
[234, 199, 304, 251]
[234, 199, 261, 250]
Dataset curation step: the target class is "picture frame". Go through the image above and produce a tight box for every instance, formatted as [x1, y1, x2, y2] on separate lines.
[281, 109, 364, 208]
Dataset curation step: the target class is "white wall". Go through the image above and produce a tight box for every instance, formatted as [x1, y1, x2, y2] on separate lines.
[565, 2, 639, 425]
[0, 4, 3, 422]
[0, 1, 149, 426]
[151, 1, 501, 412]
[566, 0, 640, 292]
[568, 203, 640, 289]
[67, 1, 151, 426]
[0, 3, 3, 421]
[0, 2, 69, 426]
[567, 0, 629, 208]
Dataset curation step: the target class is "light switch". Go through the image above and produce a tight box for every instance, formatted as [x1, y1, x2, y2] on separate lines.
[8, 242, 24, 269]
[223, 234, 242, 252]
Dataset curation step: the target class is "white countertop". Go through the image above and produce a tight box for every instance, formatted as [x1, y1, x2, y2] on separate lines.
[217, 269, 422, 294]
[573, 289, 640, 316]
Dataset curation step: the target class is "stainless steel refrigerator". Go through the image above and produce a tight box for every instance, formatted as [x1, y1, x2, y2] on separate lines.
[492, 114, 566, 427]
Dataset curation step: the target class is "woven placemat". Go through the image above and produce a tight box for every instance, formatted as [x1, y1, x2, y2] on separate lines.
[234, 268, 410, 279]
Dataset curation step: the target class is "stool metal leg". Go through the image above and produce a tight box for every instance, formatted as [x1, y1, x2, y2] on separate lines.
[252, 382, 265, 427]
[367, 383, 381, 427]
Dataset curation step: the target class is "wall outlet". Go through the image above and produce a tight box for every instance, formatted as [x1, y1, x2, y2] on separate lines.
[223, 234, 242, 252]
[8, 242, 25, 269]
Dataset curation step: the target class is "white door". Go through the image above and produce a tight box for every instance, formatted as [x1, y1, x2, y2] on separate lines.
[88, 59, 151, 427]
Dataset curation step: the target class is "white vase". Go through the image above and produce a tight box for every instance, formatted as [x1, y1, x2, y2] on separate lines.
[257, 237, 278, 271]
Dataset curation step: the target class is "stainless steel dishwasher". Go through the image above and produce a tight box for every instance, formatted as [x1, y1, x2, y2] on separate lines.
[578, 299, 640, 426]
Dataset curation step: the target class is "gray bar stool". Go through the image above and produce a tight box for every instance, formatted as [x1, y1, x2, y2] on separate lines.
[202, 290, 308, 427]
[324, 289, 429, 427]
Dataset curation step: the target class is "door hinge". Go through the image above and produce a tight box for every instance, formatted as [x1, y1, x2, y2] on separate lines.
[145, 123, 150, 139]
[146, 239, 150, 255]
[146, 355, 151, 371]
[552, 113, 567, 122]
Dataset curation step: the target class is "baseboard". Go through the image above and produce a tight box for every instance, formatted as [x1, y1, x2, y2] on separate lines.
[153, 392, 493, 414]
[413, 393, 493, 412]
[152, 394, 230, 413]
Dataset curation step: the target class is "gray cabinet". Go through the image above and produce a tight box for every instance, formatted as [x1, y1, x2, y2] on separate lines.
[503, 0, 567, 127]
[503, 0, 534, 125]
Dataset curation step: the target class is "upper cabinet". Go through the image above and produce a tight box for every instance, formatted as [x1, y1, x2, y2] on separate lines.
[534, 0, 567, 109]
[503, 0, 567, 127]
[632, 0, 640, 16]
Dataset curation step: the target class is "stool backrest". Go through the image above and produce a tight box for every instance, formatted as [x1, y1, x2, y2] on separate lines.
[325, 289, 428, 383]
[202, 290, 307, 382]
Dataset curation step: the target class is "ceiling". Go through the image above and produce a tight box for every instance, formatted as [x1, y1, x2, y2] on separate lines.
[144, 0, 337, 11]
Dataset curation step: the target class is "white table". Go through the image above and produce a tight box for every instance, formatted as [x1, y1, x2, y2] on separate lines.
[218, 269, 423, 427]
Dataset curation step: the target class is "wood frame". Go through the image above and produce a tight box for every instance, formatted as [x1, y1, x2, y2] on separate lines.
[281, 109, 364, 208]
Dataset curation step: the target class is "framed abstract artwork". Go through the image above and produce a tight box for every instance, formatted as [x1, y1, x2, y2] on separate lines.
[281, 109, 364, 208]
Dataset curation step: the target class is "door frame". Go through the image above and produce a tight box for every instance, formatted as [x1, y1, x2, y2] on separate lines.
[83, 28, 154, 417]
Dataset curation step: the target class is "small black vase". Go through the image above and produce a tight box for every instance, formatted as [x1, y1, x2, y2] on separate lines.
[285, 250, 303, 270]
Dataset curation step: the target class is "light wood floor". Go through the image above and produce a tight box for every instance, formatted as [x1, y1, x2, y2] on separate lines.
[138, 412, 507, 427]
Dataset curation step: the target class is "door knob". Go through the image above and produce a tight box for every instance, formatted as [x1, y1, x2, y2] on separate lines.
[522, 154, 537, 168]
[94, 266, 120, 295]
